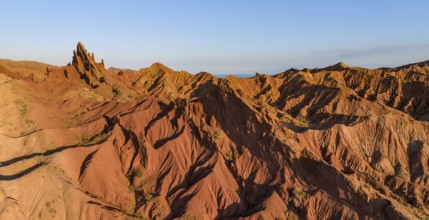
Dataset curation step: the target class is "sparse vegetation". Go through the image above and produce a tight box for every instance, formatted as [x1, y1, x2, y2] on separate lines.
[81, 137, 89, 143]
[79, 132, 107, 144]
[49, 208, 56, 216]
[144, 193, 153, 202]
[183, 214, 197, 220]
[140, 179, 146, 187]
[129, 200, 135, 212]
[25, 119, 34, 124]
[134, 168, 143, 178]
[19, 105, 28, 115]
[256, 99, 268, 108]
[283, 117, 293, 124]
[128, 183, 135, 192]
[90, 133, 108, 143]
[292, 188, 307, 200]
[399, 195, 408, 204]
[44, 200, 57, 217]
[286, 212, 299, 220]
[224, 150, 233, 161]
[213, 129, 222, 142]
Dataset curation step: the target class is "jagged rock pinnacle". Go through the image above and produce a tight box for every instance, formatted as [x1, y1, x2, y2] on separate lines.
[71, 42, 106, 87]
[72, 42, 96, 72]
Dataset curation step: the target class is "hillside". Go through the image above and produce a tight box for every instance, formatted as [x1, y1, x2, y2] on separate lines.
[0, 43, 428, 220]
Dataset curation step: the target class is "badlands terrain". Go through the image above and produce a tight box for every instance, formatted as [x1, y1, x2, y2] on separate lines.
[0, 43, 429, 219]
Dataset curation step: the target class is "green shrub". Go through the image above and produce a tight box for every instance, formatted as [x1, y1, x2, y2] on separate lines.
[81, 137, 89, 143]
[134, 169, 143, 177]
[213, 129, 222, 141]
[224, 151, 233, 161]
[144, 193, 153, 202]
[128, 184, 135, 192]
[292, 188, 307, 199]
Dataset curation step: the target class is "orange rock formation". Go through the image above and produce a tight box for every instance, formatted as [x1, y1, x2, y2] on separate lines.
[0, 43, 428, 219]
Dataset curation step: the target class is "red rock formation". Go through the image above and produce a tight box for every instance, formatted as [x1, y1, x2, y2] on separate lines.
[72, 42, 106, 88]
[0, 43, 428, 219]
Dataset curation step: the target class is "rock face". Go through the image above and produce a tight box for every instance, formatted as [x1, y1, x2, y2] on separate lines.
[72, 42, 106, 88]
[0, 43, 428, 219]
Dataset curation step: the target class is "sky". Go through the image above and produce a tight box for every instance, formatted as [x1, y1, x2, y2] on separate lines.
[1, 1, 429, 75]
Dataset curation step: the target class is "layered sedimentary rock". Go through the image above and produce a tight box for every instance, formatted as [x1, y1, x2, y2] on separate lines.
[0, 43, 428, 219]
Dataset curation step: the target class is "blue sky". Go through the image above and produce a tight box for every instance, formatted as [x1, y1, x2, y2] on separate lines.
[1, 1, 429, 75]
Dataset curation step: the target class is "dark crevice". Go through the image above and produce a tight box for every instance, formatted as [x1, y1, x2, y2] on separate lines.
[0, 162, 46, 181]
[153, 126, 185, 149]
[79, 149, 99, 179]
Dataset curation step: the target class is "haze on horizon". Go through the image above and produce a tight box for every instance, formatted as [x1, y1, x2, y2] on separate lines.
[1, 0, 429, 75]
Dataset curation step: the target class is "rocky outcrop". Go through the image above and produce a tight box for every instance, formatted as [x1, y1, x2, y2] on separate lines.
[72, 42, 106, 88]
[0, 43, 428, 219]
